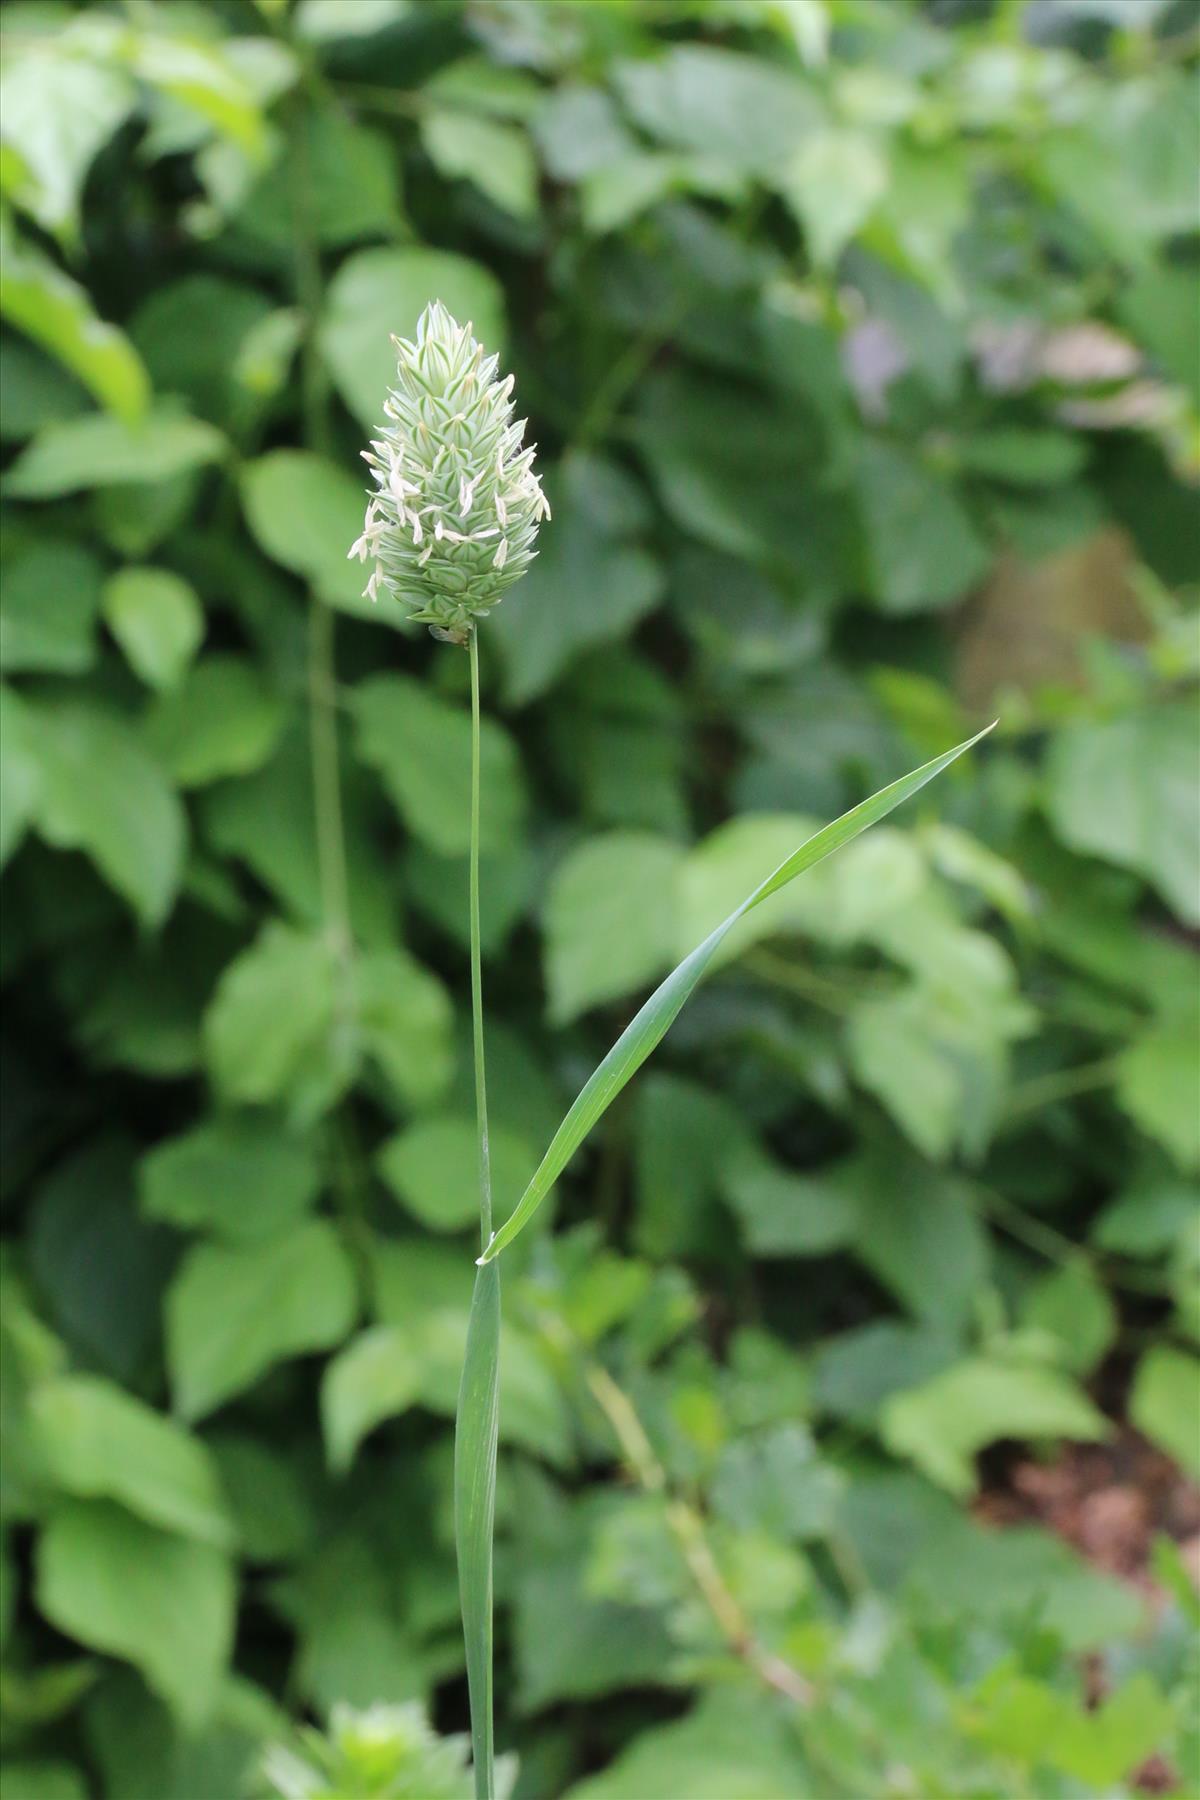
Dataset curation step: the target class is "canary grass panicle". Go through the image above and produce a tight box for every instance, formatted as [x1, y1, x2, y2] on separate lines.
[349, 300, 550, 641]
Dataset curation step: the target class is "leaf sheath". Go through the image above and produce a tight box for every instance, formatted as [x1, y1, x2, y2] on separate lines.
[454, 1261, 501, 1799]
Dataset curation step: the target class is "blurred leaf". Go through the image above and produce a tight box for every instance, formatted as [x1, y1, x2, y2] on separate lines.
[144, 655, 285, 787]
[720, 1140, 857, 1257]
[1046, 705, 1200, 925]
[778, 129, 887, 266]
[511, 1477, 675, 1711]
[29, 700, 186, 927]
[0, 333, 89, 441]
[0, 224, 149, 422]
[377, 1115, 533, 1233]
[613, 45, 821, 176]
[632, 1075, 744, 1260]
[1130, 1345, 1200, 1477]
[856, 441, 990, 613]
[326, 1304, 569, 1473]
[166, 1220, 358, 1421]
[3, 409, 225, 498]
[849, 1149, 989, 1333]
[543, 832, 684, 1024]
[814, 1321, 958, 1424]
[28, 1139, 175, 1386]
[321, 247, 505, 430]
[1, 541, 103, 675]
[101, 566, 204, 691]
[130, 275, 272, 426]
[868, 144, 968, 305]
[1116, 1012, 1200, 1172]
[490, 455, 665, 705]
[882, 1356, 1108, 1496]
[422, 110, 537, 219]
[954, 428, 1086, 485]
[0, 48, 133, 233]
[139, 1116, 321, 1244]
[711, 1423, 842, 1540]
[204, 924, 340, 1112]
[633, 367, 853, 588]
[203, 724, 399, 950]
[320, 1325, 422, 1475]
[32, 1375, 234, 1548]
[1092, 1175, 1199, 1257]
[240, 449, 400, 621]
[235, 107, 400, 249]
[564, 1688, 810, 1799]
[209, 1435, 314, 1564]
[424, 55, 542, 121]
[0, 1766, 86, 1800]
[36, 1500, 234, 1729]
[355, 945, 455, 1112]
[294, 0, 411, 40]
[535, 83, 638, 179]
[0, 681, 42, 866]
[353, 674, 526, 856]
[1019, 1258, 1117, 1378]
[580, 152, 682, 235]
[1038, 74, 1198, 263]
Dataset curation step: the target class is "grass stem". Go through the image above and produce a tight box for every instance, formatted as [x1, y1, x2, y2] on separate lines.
[458, 626, 498, 1800]
[469, 629, 494, 1249]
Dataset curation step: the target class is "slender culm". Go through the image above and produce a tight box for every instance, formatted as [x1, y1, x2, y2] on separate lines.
[351, 301, 548, 1800]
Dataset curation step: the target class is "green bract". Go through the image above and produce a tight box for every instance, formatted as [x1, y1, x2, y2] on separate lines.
[350, 300, 549, 640]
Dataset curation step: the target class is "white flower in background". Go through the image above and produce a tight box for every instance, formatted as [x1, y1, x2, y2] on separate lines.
[350, 299, 549, 642]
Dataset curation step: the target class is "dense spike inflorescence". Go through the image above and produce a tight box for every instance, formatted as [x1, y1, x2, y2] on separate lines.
[349, 299, 549, 641]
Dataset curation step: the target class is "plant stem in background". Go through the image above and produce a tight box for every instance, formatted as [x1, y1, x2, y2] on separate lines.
[455, 627, 501, 1800]
[544, 1318, 813, 1709]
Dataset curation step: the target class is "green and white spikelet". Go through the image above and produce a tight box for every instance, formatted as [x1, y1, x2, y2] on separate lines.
[349, 300, 550, 642]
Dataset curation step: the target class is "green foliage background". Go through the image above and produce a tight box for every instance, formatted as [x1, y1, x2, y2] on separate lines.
[1, 1, 1198, 1796]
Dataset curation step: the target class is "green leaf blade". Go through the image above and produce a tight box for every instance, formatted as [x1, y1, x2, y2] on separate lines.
[480, 723, 994, 1262]
[454, 1262, 501, 1799]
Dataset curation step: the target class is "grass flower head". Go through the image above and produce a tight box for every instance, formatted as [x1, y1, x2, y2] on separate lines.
[350, 300, 549, 642]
